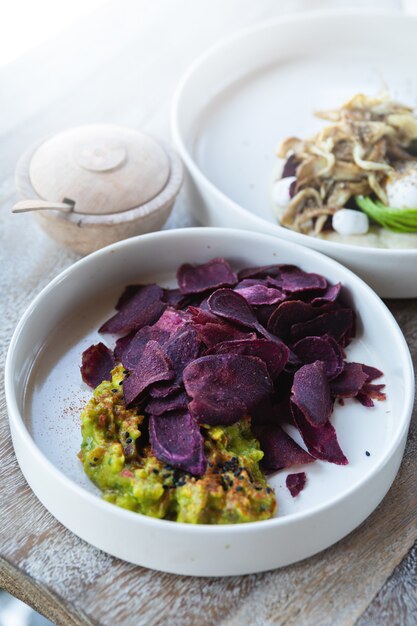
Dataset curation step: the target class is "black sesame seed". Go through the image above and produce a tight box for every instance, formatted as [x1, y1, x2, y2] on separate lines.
[124, 431, 129, 437]
[162, 473, 170, 479]
[236, 486, 243, 492]
[112, 389, 117, 393]
[266, 487, 272, 494]
[126, 438, 132, 444]
[123, 370, 128, 375]
[365, 450, 371, 457]
[118, 381, 123, 385]
[152, 469, 159, 475]
[238, 475, 244, 480]
[93, 457, 98, 462]
[255, 486, 262, 491]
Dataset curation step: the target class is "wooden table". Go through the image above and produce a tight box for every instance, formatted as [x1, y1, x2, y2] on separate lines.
[1, 1, 416, 624]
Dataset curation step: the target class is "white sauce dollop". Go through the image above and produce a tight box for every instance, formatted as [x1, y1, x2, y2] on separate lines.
[271, 176, 296, 208]
[332, 209, 369, 236]
[386, 168, 417, 209]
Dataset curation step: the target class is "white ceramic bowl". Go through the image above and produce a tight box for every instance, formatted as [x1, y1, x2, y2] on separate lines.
[171, 10, 417, 298]
[5, 228, 414, 576]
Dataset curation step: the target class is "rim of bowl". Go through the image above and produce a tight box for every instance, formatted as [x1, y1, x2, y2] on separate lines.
[171, 9, 417, 257]
[4, 227, 415, 535]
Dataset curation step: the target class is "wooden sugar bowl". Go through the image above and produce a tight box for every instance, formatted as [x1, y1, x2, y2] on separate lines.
[13, 124, 183, 255]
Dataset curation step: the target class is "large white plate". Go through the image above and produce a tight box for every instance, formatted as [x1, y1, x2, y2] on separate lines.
[172, 10, 417, 297]
[5, 228, 414, 576]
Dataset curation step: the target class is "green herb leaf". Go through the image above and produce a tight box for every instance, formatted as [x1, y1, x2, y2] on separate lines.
[355, 196, 417, 233]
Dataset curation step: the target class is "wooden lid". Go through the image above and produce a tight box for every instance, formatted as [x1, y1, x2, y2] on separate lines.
[29, 125, 171, 215]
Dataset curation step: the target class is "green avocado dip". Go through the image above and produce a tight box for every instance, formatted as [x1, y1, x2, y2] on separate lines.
[79, 365, 276, 524]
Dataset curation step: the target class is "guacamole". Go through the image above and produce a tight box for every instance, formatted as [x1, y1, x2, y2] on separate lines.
[79, 365, 276, 523]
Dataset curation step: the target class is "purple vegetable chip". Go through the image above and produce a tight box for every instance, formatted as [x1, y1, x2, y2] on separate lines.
[123, 326, 170, 370]
[291, 361, 333, 427]
[356, 383, 386, 408]
[205, 338, 288, 379]
[208, 288, 259, 329]
[282, 154, 299, 179]
[189, 305, 254, 348]
[330, 362, 369, 398]
[123, 341, 174, 407]
[150, 327, 202, 398]
[238, 264, 282, 281]
[253, 303, 279, 328]
[291, 404, 348, 465]
[362, 364, 384, 382]
[162, 287, 188, 309]
[81, 342, 115, 388]
[99, 284, 166, 334]
[280, 267, 327, 294]
[149, 412, 207, 476]
[195, 322, 252, 349]
[235, 283, 286, 306]
[290, 308, 355, 345]
[311, 283, 342, 306]
[293, 335, 344, 380]
[177, 258, 238, 295]
[183, 354, 273, 426]
[115, 285, 143, 310]
[153, 307, 189, 334]
[268, 301, 317, 341]
[208, 288, 277, 345]
[145, 390, 189, 416]
[286, 472, 307, 497]
[114, 331, 135, 363]
[253, 424, 314, 471]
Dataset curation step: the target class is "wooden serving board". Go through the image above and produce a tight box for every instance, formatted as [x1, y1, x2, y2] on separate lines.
[0, 1, 415, 624]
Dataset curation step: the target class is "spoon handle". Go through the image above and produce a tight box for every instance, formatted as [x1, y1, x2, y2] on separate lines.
[12, 198, 75, 214]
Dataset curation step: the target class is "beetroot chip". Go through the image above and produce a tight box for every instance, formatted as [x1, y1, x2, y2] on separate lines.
[205, 338, 288, 379]
[150, 327, 202, 398]
[99, 284, 165, 334]
[293, 335, 344, 380]
[149, 412, 206, 476]
[123, 341, 174, 407]
[177, 258, 238, 295]
[183, 354, 273, 426]
[286, 472, 307, 497]
[292, 361, 333, 427]
[280, 267, 327, 293]
[312, 283, 342, 306]
[235, 283, 286, 306]
[268, 301, 317, 341]
[291, 404, 348, 465]
[330, 362, 368, 398]
[81, 342, 115, 388]
[253, 424, 314, 471]
[146, 390, 189, 416]
[290, 308, 354, 345]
